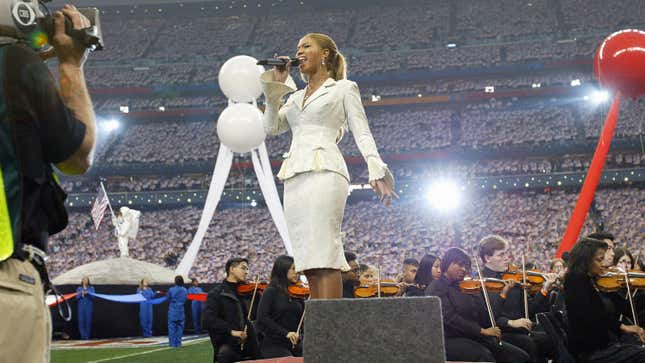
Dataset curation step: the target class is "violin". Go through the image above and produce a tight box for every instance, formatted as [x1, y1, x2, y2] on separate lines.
[596, 270, 645, 292]
[354, 279, 407, 298]
[288, 282, 310, 299]
[237, 281, 268, 295]
[459, 277, 507, 294]
[502, 264, 549, 294]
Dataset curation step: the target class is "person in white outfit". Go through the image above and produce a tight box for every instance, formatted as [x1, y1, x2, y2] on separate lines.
[261, 33, 397, 299]
[112, 206, 141, 258]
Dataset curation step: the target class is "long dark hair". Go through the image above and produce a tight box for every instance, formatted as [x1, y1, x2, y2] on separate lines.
[613, 247, 634, 270]
[415, 254, 438, 287]
[270, 255, 294, 294]
[566, 238, 608, 276]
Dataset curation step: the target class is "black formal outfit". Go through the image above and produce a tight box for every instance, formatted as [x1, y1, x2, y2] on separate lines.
[564, 272, 645, 363]
[404, 284, 427, 297]
[256, 286, 304, 358]
[599, 289, 643, 345]
[426, 275, 531, 362]
[342, 279, 357, 298]
[203, 280, 258, 363]
[482, 266, 554, 362]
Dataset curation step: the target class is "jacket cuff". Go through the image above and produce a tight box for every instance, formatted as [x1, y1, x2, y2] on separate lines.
[260, 70, 296, 104]
[367, 157, 394, 191]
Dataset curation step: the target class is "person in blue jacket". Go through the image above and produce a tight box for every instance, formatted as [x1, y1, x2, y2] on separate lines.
[76, 276, 94, 340]
[168, 275, 188, 347]
[137, 278, 155, 337]
[188, 278, 204, 334]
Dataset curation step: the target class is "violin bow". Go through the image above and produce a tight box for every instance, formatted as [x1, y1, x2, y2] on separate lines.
[621, 268, 640, 328]
[521, 253, 533, 337]
[377, 252, 384, 298]
[241, 274, 260, 350]
[474, 256, 502, 346]
[294, 304, 306, 349]
[521, 253, 529, 321]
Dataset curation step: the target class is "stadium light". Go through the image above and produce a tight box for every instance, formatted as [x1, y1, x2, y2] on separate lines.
[119, 105, 129, 113]
[102, 119, 120, 132]
[485, 86, 495, 93]
[531, 83, 541, 88]
[589, 90, 609, 104]
[446, 43, 457, 48]
[570, 79, 581, 87]
[426, 179, 461, 212]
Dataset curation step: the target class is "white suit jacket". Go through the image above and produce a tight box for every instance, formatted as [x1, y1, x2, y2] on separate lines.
[260, 70, 394, 190]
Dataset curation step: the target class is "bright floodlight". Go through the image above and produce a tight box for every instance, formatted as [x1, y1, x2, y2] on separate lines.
[427, 180, 461, 212]
[103, 119, 120, 132]
[570, 79, 581, 87]
[590, 90, 609, 104]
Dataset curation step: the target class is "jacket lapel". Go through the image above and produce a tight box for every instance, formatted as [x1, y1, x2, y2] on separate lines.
[302, 78, 336, 110]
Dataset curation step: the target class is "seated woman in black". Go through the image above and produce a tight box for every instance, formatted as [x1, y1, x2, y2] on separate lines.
[257, 255, 304, 358]
[426, 247, 531, 363]
[406, 254, 440, 297]
[564, 238, 645, 363]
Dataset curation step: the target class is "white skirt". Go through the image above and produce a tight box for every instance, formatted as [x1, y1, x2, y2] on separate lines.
[284, 171, 351, 272]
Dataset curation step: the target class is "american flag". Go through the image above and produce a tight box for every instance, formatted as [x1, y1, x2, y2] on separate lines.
[90, 185, 110, 230]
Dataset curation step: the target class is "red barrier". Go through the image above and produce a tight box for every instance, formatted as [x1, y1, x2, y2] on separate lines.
[47, 292, 78, 307]
[187, 293, 207, 302]
[555, 92, 622, 257]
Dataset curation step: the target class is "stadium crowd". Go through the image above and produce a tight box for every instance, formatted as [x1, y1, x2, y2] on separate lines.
[47, 187, 643, 282]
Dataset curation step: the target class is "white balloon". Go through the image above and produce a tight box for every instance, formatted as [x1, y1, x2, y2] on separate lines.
[216, 103, 266, 153]
[218, 55, 264, 103]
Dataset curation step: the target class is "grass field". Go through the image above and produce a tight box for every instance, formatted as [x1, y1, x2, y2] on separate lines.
[51, 339, 214, 363]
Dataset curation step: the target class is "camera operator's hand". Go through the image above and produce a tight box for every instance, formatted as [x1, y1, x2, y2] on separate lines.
[51, 4, 91, 67]
[52, 4, 97, 175]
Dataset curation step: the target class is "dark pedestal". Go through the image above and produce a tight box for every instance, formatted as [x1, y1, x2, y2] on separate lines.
[303, 297, 445, 363]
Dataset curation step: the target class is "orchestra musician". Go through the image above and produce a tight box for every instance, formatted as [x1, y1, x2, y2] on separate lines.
[407, 254, 440, 297]
[427, 247, 531, 362]
[395, 258, 419, 296]
[341, 252, 360, 298]
[478, 235, 556, 362]
[256, 255, 304, 358]
[564, 238, 645, 362]
[203, 258, 259, 363]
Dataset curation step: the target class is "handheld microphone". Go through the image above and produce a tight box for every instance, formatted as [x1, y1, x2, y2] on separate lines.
[257, 58, 300, 67]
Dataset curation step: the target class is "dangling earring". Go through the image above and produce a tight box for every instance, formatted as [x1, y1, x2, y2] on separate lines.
[322, 58, 326, 66]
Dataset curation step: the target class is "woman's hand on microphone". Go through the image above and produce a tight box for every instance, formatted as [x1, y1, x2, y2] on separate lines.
[272, 55, 291, 83]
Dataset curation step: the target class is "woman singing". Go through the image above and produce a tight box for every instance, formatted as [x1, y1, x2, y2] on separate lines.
[564, 238, 645, 362]
[261, 33, 396, 299]
[257, 255, 304, 358]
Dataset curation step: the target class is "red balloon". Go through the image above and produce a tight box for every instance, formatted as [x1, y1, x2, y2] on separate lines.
[594, 29, 645, 98]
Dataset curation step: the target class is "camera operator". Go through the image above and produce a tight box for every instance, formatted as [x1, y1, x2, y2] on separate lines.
[0, 4, 95, 362]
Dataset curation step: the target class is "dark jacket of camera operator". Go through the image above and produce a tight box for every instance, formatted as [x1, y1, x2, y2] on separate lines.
[0, 5, 95, 362]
